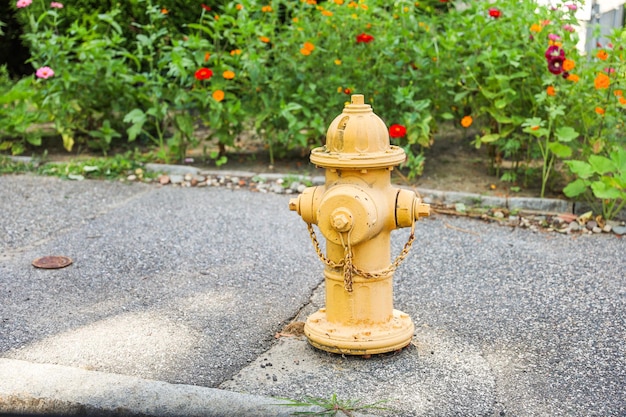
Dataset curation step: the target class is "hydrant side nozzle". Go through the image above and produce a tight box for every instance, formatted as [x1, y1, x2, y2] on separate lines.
[289, 197, 299, 212]
[414, 201, 430, 219]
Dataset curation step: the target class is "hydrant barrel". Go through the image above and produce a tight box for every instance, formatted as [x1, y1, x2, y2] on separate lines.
[290, 94, 429, 355]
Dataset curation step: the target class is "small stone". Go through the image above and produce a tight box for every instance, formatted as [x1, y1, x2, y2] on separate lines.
[297, 184, 307, 193]
[170, 174, 184, 184]
[127, 174, 137, 181]
[493, 210, 504, 219]
[159, 175, 170, 185]
[567, 222, 580, 232]
[184, 173, 193, 182]
[190, 178, 199, 187]
[612, 225, 626, 236]
[290, 181, 301, 191]
[592, 226, 602, 234]
[602, 224, 612, 233]
[231, 176, 240, 184]
[586, 220, 597, 231]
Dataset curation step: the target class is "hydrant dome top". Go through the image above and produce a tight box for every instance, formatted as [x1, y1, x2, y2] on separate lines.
[310, 94, 406, 169]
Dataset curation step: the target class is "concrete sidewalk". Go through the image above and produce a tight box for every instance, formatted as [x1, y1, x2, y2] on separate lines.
[0, 173, 624, 416]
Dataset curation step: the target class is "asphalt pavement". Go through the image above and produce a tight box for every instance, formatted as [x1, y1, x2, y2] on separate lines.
[0, 172, 624, 416]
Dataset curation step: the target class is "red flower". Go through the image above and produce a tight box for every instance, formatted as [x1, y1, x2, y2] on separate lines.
[488, 8, 501, 18]
[389, 124, 407, 138]
[343, 88, 351, 95]
[201, 4, 211, 11]
[194, 68, 213, 80]
[356, 33, 374, 43]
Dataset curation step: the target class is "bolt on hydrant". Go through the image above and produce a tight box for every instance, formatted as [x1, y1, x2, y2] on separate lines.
[289, 94, 430, 355]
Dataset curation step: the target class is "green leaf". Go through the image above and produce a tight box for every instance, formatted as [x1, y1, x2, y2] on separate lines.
[591, 180, 622, 199]
[588, 155, 616, 174]
[547, 142, 572, 158]
[440, 112, 455, 120]
[124, 108, 146, 125]
[26, 135, 42, 146]
[563, 179, 588, 197]
[62, 133, 74, 152]
[565, 160, 594, 179]
[480, 133, 500, 143]
[555, 126, 578, 142]
[126, 123, 143, 142]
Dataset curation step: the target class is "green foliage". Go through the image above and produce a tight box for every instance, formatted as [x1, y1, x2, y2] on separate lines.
[564, 148, 626, 220]
[280, 393, 389, 416]
[2, 0, 625, 217]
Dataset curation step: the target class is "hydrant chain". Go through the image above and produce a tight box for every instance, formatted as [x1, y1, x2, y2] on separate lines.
[306, 221, 417, 291]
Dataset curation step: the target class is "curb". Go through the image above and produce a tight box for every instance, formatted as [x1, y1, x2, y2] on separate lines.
[7, 156, 626, 221]
[0, 359, 347, 417]
[148, 163, 625, 220]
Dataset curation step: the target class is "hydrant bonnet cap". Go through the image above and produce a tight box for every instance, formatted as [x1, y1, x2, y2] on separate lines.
[310, 94, 406, 169]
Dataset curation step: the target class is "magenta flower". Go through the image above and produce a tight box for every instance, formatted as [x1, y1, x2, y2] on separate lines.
[16, 0, 32, 7]
[566, 3, 577, 11]
[563, 24, 575, 33]
[50, 2, 63, 8]
[545, 45, 566, 75]
[36, 66, 55, 79]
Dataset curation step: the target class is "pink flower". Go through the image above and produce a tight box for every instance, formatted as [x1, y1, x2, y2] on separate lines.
[563, 24, 575, 33]
[548, 33, 561, 41]
[16, 0, 32, 8]
[50, 2, 63, 8]
[35, 66, 54, 79]
[566, 3, 577, 11]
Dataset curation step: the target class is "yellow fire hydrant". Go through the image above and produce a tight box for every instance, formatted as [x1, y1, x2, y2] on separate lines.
[289, 94, 430, 355]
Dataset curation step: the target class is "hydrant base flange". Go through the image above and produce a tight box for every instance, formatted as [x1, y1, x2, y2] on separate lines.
[304, 309, 414, 355]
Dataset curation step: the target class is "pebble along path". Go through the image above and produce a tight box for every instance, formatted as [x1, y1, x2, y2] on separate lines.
[140, 170, 626, 238]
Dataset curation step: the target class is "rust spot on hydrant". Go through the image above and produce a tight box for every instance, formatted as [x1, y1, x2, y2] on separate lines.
[289, 94, 429, 356]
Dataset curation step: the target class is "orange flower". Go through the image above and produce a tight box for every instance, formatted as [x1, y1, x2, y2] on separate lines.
[236, 4, 243, 10]
[594, 73, 610, 89]
[567, 74, 580, 82]
[204, 52, 210, 62]
[531, 125, 540, 131]
[306, 0, 317, 4]
[300, 48, 311, 56]
[259, 36, 270, 43]
[461, 116, 473, 128]
[563, 59, 575, 71]
[230, 49, 242, 56]
[223, 70, 235, 79]
[619, 97, 626, 105]
[303, 42, 315, 52]
[546, 86, 556, 96]
[334, 0, 344, 4]
[161, 8, 168, 14]
[530, 23, 542, 33]
[614, 89, 623, 97]
[334, 59, 342, 65]
[322, 10, 333, 16]
[596, 50, 608, 60]
[595, 107, 605, 115]
[261, 5, 273, 12]
[212, 90, 225, 102]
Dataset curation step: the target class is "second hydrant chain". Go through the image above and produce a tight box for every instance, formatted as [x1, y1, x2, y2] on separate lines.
[306, 222, 416, 292]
